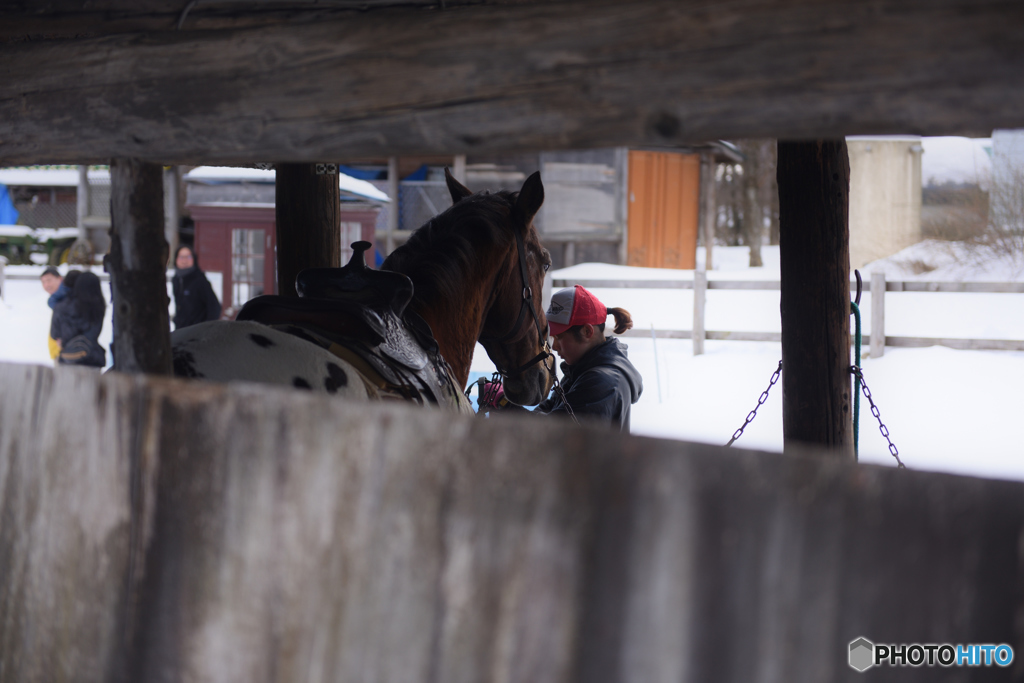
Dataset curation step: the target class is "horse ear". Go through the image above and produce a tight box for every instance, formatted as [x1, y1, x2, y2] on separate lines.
[445, 167, 473, 204]
[514, 171, 544, 226]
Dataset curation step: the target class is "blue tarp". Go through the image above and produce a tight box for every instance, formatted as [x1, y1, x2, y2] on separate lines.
[0, 185, 19, 224]
[338, 165, 385, 181]
[403, 164, 429, 181]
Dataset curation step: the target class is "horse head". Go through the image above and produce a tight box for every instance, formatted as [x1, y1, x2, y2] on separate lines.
[383, 170, 555, 406]
[448, 170, 555, 406]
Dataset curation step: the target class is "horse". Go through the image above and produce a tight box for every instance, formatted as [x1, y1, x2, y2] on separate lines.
[170, 170, 555, 410]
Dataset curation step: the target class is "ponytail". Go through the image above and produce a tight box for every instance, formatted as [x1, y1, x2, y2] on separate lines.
[607, 307, 633, 335]
[567, 306, 634, 341]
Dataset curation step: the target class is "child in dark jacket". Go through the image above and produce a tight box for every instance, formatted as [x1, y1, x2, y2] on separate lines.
[51, 270, 107, 367]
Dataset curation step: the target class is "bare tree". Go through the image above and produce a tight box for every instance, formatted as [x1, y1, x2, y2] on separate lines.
[988, 164, 1024, 268]
[715, 139, 778, 265]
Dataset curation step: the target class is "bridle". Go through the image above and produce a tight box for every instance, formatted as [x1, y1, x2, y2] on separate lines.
[472, 226, 577, 423]
[477, 227, 553, 379]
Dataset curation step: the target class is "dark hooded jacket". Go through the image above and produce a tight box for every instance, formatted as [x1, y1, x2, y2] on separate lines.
[172, 266, 221, 330]
[536, 337, 643, 431]
[51, 271, 106, 367]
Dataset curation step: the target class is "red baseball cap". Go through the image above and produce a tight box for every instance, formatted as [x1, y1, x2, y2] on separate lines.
[546, 285, 608, 336]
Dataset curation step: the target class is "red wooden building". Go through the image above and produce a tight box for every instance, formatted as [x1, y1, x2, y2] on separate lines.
[184, 167, 385, 314]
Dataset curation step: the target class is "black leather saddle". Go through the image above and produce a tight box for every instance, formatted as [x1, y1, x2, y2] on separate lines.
[236, 242, 458, 407]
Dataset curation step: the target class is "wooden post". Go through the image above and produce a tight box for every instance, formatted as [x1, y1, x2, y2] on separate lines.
[777, 140, 852, 456]
[163, 166, 180, 268]
[453, 154, 467, 183]
[275, 163, 340, 298]
[702, 154, 716, 271]
[692, 270, 706, 356]
[386, 157, 399, 255]
[77, 165, 89, 241]
[871, 270, 886, 358]
[108, 159, 172, 375]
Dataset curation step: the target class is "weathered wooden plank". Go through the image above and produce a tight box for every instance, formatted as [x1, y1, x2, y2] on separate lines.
[0, 0, 1022, 164]
[555, 279, 695, 290]
[556, 278, 1024, 293]
[3, 361, 1024, 682]
[778, 140, 853, 455]
[0, 0, 498, 40]
[0, 364, 153, 683]
[617, 328, 1024, 350]
[888, 281, 1024, 293]
[886, 336, 1024, 351]
[621, 329, 783, 342]
[619, 328, 693, 340]
[708, 280, 779, 290]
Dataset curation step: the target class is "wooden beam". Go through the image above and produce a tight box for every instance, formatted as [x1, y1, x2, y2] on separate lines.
[777, 140, 852, 456]
[1, 0, 1022, 164]
[275, 163, 340, 297]
[5, 360, 1024, 682]
[107, 159, 172, 375]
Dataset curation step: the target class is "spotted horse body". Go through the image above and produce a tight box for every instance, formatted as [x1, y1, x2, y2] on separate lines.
[170, 170, 555, 411]
[172, 320, 370, 401]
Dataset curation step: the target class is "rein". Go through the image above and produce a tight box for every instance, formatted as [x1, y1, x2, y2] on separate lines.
[478, 227, 552, 378]
[474, 227, 577, 423]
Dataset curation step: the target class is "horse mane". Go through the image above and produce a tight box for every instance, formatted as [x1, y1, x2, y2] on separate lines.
[381, 190, 520, 315]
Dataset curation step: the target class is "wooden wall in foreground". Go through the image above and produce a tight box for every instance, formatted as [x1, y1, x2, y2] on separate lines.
[1, 361, 1022, 682]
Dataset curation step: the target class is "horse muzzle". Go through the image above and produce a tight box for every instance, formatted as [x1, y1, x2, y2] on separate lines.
[501, 343, 555, 406]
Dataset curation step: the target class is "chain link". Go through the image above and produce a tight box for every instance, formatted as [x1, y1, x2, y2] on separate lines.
[726, 360, 782, 447]
[850, 366, 906, 469]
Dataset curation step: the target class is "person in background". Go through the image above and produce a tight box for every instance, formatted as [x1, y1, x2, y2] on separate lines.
[51, 270, 106, 368]
[480, 285, 643, 431]
[39, 266, 65, 362]
[171, 245, 221, 330]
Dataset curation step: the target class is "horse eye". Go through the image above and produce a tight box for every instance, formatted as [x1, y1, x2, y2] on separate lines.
[543, 262, 550, 273]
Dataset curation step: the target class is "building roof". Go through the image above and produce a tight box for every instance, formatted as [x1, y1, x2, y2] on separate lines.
[0, 166, 110, 187]
[184, 166, 390, 203]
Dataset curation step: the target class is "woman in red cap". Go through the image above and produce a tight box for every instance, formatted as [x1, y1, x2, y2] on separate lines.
[534, 285, 643, 430]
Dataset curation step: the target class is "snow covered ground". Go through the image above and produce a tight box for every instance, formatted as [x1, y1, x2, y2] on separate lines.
[3, 242, 1023, 482]
[470, 243, 1024, 482]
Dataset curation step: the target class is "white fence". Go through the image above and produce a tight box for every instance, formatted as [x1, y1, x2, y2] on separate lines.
[553, 272, 1024, 356]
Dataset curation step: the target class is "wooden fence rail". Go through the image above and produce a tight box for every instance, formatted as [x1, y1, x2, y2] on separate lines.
[554, 273, 1024, 356]
[3, 362, 1024, 682]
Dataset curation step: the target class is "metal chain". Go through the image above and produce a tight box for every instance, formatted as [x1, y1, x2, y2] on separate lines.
[850, 366, 906, 469]
[726, 360, 782, 447]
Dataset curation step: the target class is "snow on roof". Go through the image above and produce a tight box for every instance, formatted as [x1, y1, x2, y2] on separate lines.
[34, 227, 80, 240]
[0, 166, 110, 187]
[184, 166, 390, 203]
[0, 224, 35, 238]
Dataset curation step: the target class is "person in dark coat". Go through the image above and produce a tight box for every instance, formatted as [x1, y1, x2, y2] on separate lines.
[534, 285, 643, 430]
[482, 285, 643, 430]
[171, 245, 221, 330]
[51, 270, 107, 368]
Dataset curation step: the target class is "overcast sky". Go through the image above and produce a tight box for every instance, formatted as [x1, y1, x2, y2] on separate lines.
[920, 136, 993, 187]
